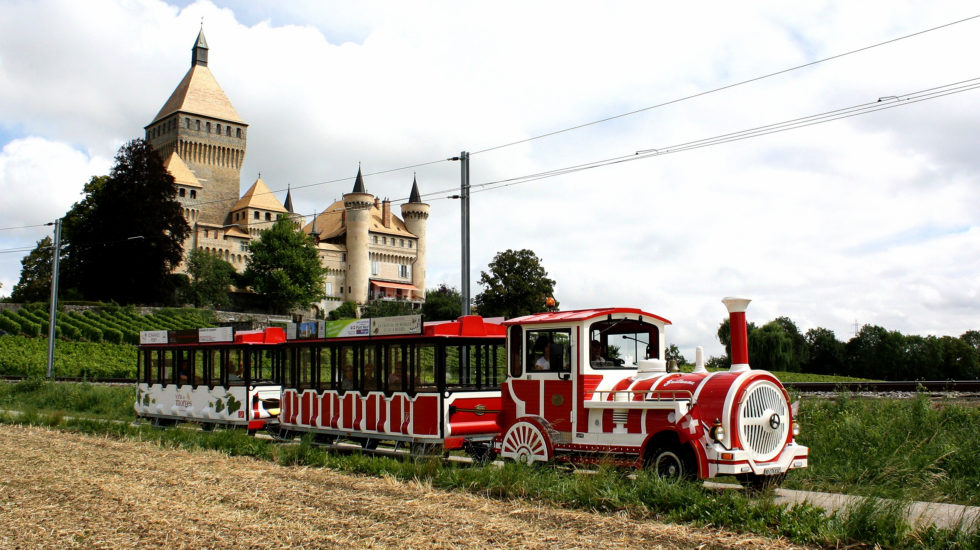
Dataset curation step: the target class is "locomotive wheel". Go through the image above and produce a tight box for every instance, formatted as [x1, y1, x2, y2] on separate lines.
[410, 442, 443, 459]
[500, 420, 552, 465]
[736, 472, 786, 492]
[646, 445, 695, 481]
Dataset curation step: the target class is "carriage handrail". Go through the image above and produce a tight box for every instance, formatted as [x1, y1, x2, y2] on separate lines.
[591, 389, 694, 402]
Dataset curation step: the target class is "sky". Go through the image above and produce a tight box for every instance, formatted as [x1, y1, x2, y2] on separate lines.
[1, 0, 979, 360]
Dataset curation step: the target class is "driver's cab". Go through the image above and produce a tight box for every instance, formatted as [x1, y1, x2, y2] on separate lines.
[502, 308, 670, 437]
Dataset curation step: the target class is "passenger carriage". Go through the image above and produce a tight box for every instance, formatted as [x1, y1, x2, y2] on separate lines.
[275, 315, 506, 458]
[135, 327, 284, 431]
[494, 298, 809, 487]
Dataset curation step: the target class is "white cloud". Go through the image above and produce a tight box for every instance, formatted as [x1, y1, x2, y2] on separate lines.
[1, 0, 978, 359]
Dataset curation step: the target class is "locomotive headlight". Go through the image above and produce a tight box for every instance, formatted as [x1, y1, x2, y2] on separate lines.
[709, 421, 725, 442]
[792, 422, 800, 436]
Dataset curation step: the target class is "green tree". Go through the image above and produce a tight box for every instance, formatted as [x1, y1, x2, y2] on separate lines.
[803, 327, 845, 375]
[361, 300, 415, 318]
[328, 301, 358, 320]
[771, 316, 808, 369]
[422, 284, 461, 321]
[474, 249, 556, 319]
[941, 336, 980, 379]
[749, 320, 795, 372]
[243, 217, 326, 313]
[61, 140, 189, 304]
[846, 324, 906, 380]
[665, 344, 687, 365]
[186, 248, 236, 308]
[11, 236, 55, 302]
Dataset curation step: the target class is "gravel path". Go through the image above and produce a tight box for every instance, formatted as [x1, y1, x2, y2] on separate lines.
[0, 424, 811, 549]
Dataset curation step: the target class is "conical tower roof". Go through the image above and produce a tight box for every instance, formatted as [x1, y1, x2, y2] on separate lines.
[284, 185, 294, 213]
[232, 176, 288, 213]
[351, 166, 366, 193]
[150, 31, 244, 125]
[408, 175, 423, 203]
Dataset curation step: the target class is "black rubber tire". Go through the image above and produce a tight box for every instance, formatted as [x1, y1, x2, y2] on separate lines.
[646, 445, 696, 481]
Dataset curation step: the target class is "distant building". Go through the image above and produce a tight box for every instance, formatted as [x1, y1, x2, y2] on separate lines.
[144, 29, 428, 311]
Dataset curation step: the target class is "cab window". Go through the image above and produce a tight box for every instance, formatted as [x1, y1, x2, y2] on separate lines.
[525, 329, 571, 372]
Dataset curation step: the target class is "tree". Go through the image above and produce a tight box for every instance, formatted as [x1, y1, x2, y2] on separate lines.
[474, 249, 556, 319]
[771, 316, 808, 369]
[61, 140, 189, 304]
[11, 236, 55, 302]
[803, 327, 845, 375]
[845, 324, 906, 380]
[665, 344, 687, 365]
[243, 217, 326, 313]
[329, 301, 358, 320]
[749, 320, 795, 372]
[422, 284, 461, 321]
[941, 336, 979, 379]
[361, 300, 415, 318]
[186, 248, 236, 308]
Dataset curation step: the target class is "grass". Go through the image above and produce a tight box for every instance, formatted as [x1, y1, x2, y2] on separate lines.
[3, 381, 980, 547]
[791, 393, 980, 506]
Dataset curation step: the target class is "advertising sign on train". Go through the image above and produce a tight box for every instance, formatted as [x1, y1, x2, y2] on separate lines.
[371, 315, 422, 336]
[199, 327, 233, 343]
[139, 330, 168, 345]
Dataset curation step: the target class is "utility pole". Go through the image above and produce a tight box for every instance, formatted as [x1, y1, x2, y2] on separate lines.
[460, 151, 470, 315]
[450, 151, 472, 316]
[46, 218, 62, 379]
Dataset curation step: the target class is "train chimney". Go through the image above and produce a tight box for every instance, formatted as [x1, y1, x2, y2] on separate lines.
[722, 297, 751, 373]
[693, 346, 707, 374]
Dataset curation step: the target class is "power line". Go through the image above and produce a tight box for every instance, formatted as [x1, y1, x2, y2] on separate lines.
[457, 77, 980, 195]
[469, 13, 980, 156]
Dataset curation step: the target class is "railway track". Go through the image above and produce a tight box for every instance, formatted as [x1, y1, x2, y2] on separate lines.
[5, 375, 980, 394]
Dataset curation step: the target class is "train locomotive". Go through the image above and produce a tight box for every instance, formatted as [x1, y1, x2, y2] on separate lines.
[135, 297, 808, 487]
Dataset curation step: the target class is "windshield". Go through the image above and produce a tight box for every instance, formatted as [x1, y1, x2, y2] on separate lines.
[588, 319, 660, 369]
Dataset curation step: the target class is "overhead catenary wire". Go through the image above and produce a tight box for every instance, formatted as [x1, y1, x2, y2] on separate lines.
[468, 13, 980, 156]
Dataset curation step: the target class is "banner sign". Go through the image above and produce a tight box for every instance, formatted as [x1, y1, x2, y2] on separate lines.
[199, 326, 233, 343]
[287, 321, 326, 340]
[139, 330, 169, 345]
[371, 315, 423, 337]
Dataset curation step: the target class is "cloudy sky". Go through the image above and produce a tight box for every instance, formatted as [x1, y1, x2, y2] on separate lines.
[1, 0, 978, 359]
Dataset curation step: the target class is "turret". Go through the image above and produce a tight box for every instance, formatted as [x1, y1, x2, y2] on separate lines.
[400, 176, 430, 301]
[344, 167, 374, 304]
[192, 28, 208, 67]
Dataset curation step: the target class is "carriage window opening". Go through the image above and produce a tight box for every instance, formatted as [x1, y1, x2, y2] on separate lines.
[225, 348, 245, 386]
[317, 346, 334, 391]
[201, 349, 217, 387]
[588, 320, 660, 368]
[161, 350, 175, 386]
[193, 350, 207, 387]
[526, 329, 571, 372]
[415, 344, 437, 391]
[509, 325, 523, 377]
[338, 346, 356, 392]
[297, 346, 313, 390]
[361, 345, 379, 393]
[387, 345, 407, 394]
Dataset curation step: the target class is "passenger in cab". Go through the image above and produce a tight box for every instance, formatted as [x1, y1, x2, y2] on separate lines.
[533, 337, 551, 371]
[590, 340, 607, 366]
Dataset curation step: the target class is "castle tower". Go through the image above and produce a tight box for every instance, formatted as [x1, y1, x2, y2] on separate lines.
[344, 167, 375, 304]
[145, 28, 247, 226]
[400, 176, 430, 301]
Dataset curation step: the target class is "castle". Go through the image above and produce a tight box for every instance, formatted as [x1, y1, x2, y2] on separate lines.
[143, 29, 429, 312]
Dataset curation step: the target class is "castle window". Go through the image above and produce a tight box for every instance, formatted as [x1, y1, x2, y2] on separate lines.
[216, 124, 221, 134]
[206, 122, 211, 133]
[399, 265, 409, 278]
[236, 128, 242, 138]
[186, 117, 191, 128]
[325, 282, 333, 296]
[226, 126, 231, 136]
[254, 211, 259, 220]
[373, 236, 378, 244]
[265, 212, 271, 221]
[382, 237, 387, 245]
[196, 120, 201, 130]
[341, 253, 346, 262]
[178, 188, 185, 197]
[408, 241, 413, 248]
[371, 261, 379, 275]
[400, 239, 404, 247]
[190, 190, 196, 199]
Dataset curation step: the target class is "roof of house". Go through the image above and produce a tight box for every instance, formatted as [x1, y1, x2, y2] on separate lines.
[231, 177, 288, 213]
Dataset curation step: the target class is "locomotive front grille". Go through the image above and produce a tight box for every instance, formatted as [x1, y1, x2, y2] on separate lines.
[737, 381, 788, 462]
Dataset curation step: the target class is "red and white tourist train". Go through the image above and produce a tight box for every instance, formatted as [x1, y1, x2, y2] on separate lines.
[135, 297, 808, 486]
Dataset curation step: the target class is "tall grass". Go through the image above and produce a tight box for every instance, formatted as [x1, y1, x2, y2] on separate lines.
[793, 393, 980, 506]
[0, 378, 136, 420]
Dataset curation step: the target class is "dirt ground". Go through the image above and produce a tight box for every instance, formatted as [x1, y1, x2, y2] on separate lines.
[0, 424, 811, 549]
